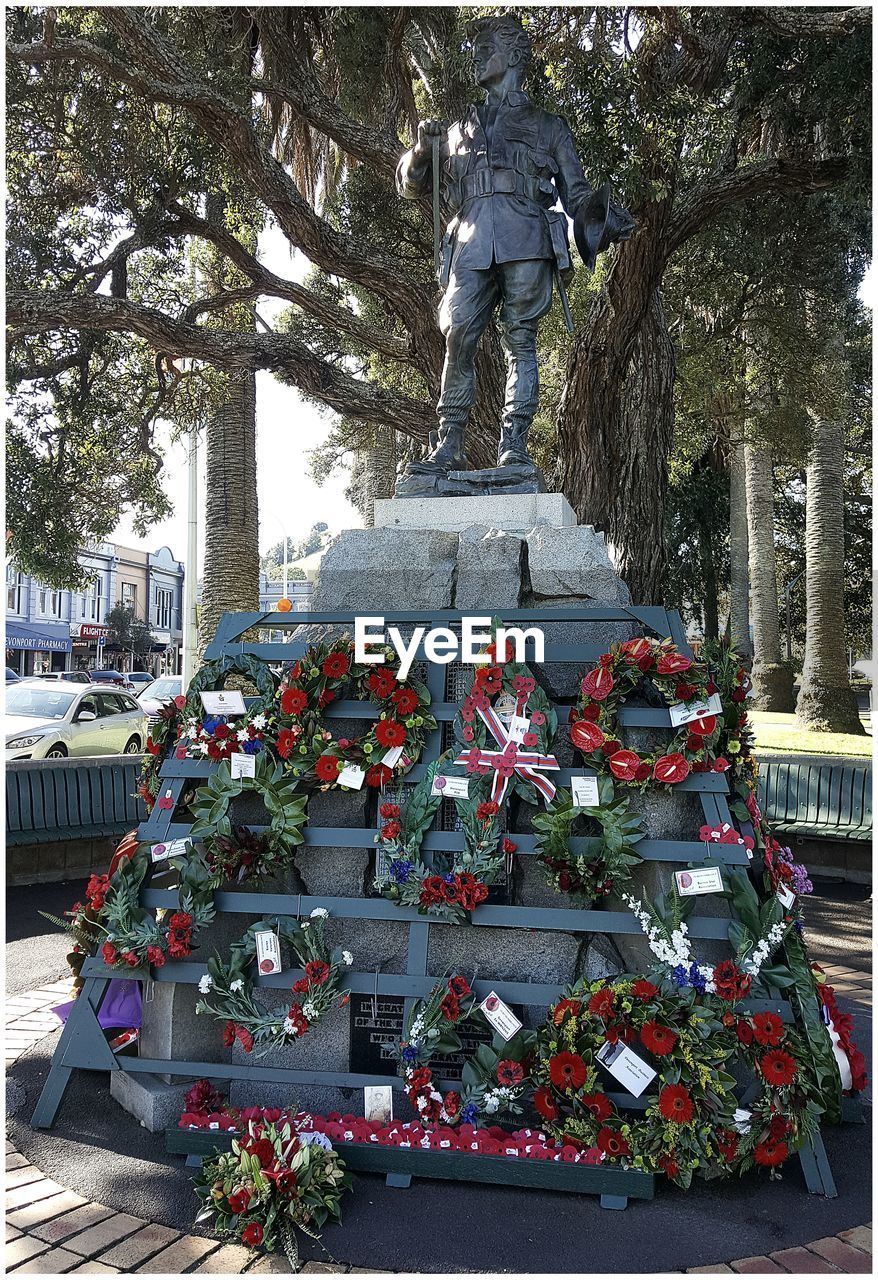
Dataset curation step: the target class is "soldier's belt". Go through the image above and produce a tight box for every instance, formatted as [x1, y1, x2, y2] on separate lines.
[460, 168, 544, 203]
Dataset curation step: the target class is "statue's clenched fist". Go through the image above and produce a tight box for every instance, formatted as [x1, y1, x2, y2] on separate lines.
[415, 118, 445, 155]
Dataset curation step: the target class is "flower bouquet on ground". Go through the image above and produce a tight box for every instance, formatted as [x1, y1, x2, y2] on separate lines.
[193, 1116, 351, 1267]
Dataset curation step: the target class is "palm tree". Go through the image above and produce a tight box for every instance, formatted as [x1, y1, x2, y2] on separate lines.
[796, 330, 864, 733]
[745, 440, 793, 710]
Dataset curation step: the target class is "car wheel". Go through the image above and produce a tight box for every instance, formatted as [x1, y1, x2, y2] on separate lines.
[45, 744, 67, 759]
[124, 737, 142, 754]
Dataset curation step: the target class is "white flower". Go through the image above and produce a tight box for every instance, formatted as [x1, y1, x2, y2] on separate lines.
[303, 1002, 318, 1021]
[236, 729, 249, 742]
[310, 908, 329, 919]
[252, 714, 267, 729]
[283, 1017, 298, 1036]
[198, 974, 213, 994]
[230, 979, 244, 993]
[484, 1096, 499, 1114]
[342, 950, 353, 966]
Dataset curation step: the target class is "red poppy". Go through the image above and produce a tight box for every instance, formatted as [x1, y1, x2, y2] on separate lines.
[241, 1222, 264, 1246]
[631, 980, 658, 1001]
[392, 687, 419, 716]
[656, 651, 692, 675]
[223, 1022, 237, 1047]
[587, 988, 615, 1018]
[607, 750, 642, 782]
[101, 942, 118, 966]
[305, 960, 331, 986]
[712, 757, 731, 772]
[581, 1092, 613, 1121]
[440, 991, 461, 1022]
[759, 1050, 797, 1087]
[315, 754, 342, 782]
[752, 1012, 784, 1047]
[552, 997, 582, 1026]
[641, 1021, 678, 1056]
[235, 1025, 255, 1052]
[713, 960, 751, 1002]
[548, 1051, 587, 1091]
[658, 1084, 694, 1124]
[280, 686, 307, 716]
[754, 1139, 789, 1168]
[449, 975, 471, 998]
[455, 875, 488, 911]
[580, 667, 615, 701]
[596, 1126, 631, 1158]
[497, 1060, 524, 1086]
[570, 720, 606, 754]
[652, 753, 690, 785]
[502, 838, 518, 855]
[322, 651, 350, 679]
[533, 1086, 559, 1120]
[292, 978, 309, 994]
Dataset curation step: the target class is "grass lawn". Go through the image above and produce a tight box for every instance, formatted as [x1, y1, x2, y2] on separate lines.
[750, 710, 872, 758]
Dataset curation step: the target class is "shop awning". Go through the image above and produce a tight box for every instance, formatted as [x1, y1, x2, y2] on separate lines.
[6, 621, 72, 652]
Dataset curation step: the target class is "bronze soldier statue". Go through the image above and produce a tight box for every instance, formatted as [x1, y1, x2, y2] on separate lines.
[396, 15, 633, 493]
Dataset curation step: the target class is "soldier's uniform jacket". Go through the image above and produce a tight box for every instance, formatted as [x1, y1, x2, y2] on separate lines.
[397, 89, 593, 283]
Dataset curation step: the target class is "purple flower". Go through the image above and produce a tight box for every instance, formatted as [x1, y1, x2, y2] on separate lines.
[688, 963, 706, 994]
[460, 1103, 478, 1125]
[672, 965, 689, 988]
[390, 859, 413, 885]
[402, 1045, 419, 1062]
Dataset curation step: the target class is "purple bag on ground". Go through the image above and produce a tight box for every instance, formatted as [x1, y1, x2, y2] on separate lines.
[54, 978, 142, 1029]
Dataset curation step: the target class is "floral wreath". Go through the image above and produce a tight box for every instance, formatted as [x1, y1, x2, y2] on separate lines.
[189, 754, 308, 877]
[272, 639, 436, 790]
[181, 708, 270, 763]
[451, 632, 559, 807]
[96, 840, 216, 970]
[196, 912, 351, 1052]
[570, 637, 727, 790]
[532, 978, 818, 1186]
[139, 654, 279, 808]
[373, 760, 513, 923]
[532, 777, 644, 902]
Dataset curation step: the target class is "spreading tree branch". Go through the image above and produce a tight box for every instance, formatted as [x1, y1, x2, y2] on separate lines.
[742, 7, 871, 39]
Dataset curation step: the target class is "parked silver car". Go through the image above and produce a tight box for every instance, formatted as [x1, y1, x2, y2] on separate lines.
[5, 681, 148, 761]
[138, 676, 183, 730]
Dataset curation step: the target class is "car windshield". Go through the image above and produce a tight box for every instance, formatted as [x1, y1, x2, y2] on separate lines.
[6, 687, 76, 719]
[144, 679, 180, 700]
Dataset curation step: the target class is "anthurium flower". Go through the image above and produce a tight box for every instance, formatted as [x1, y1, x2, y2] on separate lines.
[570, 720, 606, 754]
[652, 753, 690, 784]
[580, 667, 615, 701]
[608, 749, 643, 781]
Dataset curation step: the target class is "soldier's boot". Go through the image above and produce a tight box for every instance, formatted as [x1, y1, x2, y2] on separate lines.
[425, 418, 469, 470]
[497, 413, 534, 468]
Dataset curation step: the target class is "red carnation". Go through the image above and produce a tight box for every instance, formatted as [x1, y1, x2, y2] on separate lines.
[443, 1091, 461, 1117]
[570, 720, 606, 754]
[497, 1060, 524, 1086]
[580, 702, 601, 722]
[392, 687, 419, 716]
[652, 753, 690, 785]
[381, 820, 401, 841]
[375, 719, 406, 748]
[582, 1092, 613, 1121]
[223, 1022, 237, 1047]
[658, 1084, 694, 1124]
[476, 801, 499, 821]
[533, 1086, 559, 1121]
[241, 1222, 264, 1247]
[379, 802, 401, 819]
[315, 754, 342, 782]
[235, 1024, 255, 1053]
[122, 950, 140, 968]
[322, 651, 350, 679]
[754, 1139, 789, 1168]
[675, 683, 697, 701]
[656, 652, 692, 675]
[759, 1049, 797, 1087]
[305, 960, 331, 987]
[641, 1021, 678, 1057]
[596, 1126, 631, 1158]
[146, 945, 165, 968]
[549, 1051, 587, 1091]
[631, 980, 658, 1000]
[607, 749, 643, 782]
[101, 942, 119, 966]
[752, 1012, 784, 1047]
[580, 667, 615, 701]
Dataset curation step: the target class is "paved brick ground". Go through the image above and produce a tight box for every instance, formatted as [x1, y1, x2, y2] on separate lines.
[6, 983, 872, 1275]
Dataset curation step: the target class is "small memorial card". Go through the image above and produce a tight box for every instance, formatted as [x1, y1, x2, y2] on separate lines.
[230, 752, 257, 780]
[337, 763, 366, 790]
[431, 774, 470, 799]
[479, 991, 523, 1041]
[570, 775, 600, 808]
[675, 866, 724, 897]
[199, 689, 246, 716]
[596, 1039, 656, 1097]
[381, 744, 405, 769]
[507, 714, 531, 745]
[493, 693, 517, 723]
[667, 692, 724, 728]
[150, 838, 189, 864]
[733, 1108, 752, 1133]
[255, 930, 282, 975]
[364, 1085, 393, 1125]
[776, 883, 796, 910]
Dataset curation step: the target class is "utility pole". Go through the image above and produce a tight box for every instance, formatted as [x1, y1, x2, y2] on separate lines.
[182, 426, 199, 685]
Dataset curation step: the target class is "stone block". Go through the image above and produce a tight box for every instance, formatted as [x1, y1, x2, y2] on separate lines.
[427, 923, 581, 987]
[525, 522, 630, 605]
[311, 529, 459, 612]
[454, 525, 524, 610]
[137, 977, 231, 1085]
[374, 492, 575, 534]
[109, 1071, 201, 1134]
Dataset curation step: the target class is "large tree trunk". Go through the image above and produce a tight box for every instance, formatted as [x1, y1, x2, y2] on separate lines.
[728, 432, 752, 658]
[350, 430, 399, 527]
[796, 356, 863, 732]
[557, 210, 673, 604]
[744, 439, 793, 709]
[199, 368, 260, 655]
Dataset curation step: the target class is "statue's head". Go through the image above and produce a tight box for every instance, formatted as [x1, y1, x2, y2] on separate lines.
[467, 16, 532, 91]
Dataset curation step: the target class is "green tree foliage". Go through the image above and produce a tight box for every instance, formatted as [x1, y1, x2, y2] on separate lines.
[105, 601, 157, 660]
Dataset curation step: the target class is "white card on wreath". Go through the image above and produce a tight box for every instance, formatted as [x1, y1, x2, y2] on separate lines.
[570, 775, 600, 808]
[230, 752, 257, 779]
[507, 714, 531, 744]
[479, 991, 522, 1040]
[675, 866, 724, 896]
[431, 775, 470, 799]
[493, 693, 517, 723]
[337, 763, 366, 790]
[199, 689, 246, 716]
[255, 930, 282, 975]
[381, 744, 405, 768]
[667, 692, 724, 728]
[150, 838, 189, 864]
[596, 1039, 656, 1097]
[364, 1085, 394, 1125]
[776, 883, 796, 910]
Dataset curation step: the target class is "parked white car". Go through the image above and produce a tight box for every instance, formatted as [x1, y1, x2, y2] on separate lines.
[138, 676, 183, 734]
[5, 681, 148, 761]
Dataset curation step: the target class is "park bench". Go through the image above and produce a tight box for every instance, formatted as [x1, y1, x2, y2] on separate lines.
[6, 756, 145, 846]
[759, 755, 872, 844]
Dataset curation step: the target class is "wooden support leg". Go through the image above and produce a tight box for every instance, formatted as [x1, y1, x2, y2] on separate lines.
[31, 976, 110, 1129]
[599, 1194, 628, 1210]
[798, 1131, 838, 1198]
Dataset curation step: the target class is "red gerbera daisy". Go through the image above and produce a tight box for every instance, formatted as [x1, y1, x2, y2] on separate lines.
[596, 1126, 631, 1158]
[759, 1050, 797, 1087]
[641, 1021, 678, 1057]
[552, 997, 582, 1026]
[315, 754, 342, 782]
[631, 980, 658, 1001]
[280, 686, 307, 716]
[754, 1139, 789, 1168]
[658, 1153, 680, 1179]
[375, 719, 406, 748]
[581, 1092, 613, 1121]
[392, 687, 419, 717]
[548, 1051, 587, 1091]
[658, 1084, 694, 1124]
[587, 988, 615, 1018]
[322, 651, 350, 679]
[368, 668, 397, 698]
[752, 1012, 784, 1047]
[533, 1086, 559, 1120]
